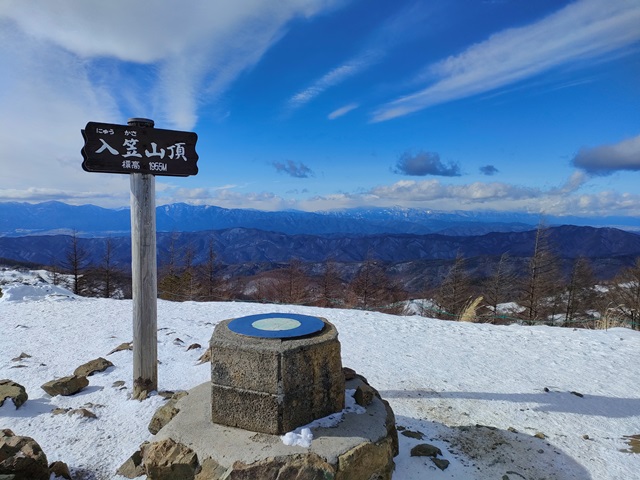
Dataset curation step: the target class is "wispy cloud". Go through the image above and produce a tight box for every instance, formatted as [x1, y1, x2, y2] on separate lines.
[328, 103, 359, 120]
[393, 151, 461, 177]
[286, 51, 379, 112]
[372, 0, 640, 121]
[572, 134, 640, 175]
[286, 2, 435, 114]
[0, 0, 341, 205]
[272, 160, 315, 178]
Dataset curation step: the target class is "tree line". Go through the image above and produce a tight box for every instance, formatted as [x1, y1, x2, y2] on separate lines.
[49, 227, 640, 330]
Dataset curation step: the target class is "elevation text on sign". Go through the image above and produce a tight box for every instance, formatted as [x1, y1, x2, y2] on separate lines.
[81, 121, 198, 177]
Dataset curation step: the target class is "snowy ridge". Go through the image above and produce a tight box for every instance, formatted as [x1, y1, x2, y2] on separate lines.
[0, 271, 639, 479]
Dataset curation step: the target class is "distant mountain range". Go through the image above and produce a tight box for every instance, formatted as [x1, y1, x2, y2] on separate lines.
[1, 202, 639, 288]
[0, 201, 638, 237]
[1, 224, 639, 282]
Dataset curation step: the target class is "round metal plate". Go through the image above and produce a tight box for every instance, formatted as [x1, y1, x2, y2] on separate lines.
[227, 313, 325, 338]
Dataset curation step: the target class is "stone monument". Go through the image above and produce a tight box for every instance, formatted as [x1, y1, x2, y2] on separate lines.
[210, 313, 345, 434]
[118, 312, 398, 479]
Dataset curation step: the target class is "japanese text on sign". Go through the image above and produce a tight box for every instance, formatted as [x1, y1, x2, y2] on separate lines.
[81, 121, 199, 177]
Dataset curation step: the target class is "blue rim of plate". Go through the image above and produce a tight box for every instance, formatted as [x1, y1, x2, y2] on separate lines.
[227, 313, 325, 338]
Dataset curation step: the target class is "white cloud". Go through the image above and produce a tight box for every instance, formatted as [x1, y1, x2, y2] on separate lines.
[372, 0, 640, 121]
[0, 0, 343, 205]
[150, 174, 640, 217]
[328, 103, 359, 119]
[286, 51, 379, 112]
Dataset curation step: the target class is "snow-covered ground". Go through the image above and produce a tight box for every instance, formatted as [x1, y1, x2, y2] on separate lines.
[1, 269, 639, 479]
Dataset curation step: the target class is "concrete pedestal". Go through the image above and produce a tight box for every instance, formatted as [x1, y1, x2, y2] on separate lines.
[209, 316, 345, 435]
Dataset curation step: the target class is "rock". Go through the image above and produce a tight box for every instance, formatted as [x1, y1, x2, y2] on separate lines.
[51, 408, 71, 415]
[194, 457, 227, 480]
[196, 349, 210, 364]
[431, 457, 450, 471]
[0, 380, 28, 409]
[108, 342, 132, 355]
[227, 453, 334, 480]
[570, 391, 584, 398]
[354, 383, 377, 407]
[0, 429, 49, 480]
[400, 430, 424, 440]
[41, 375, 89, 396]
[382, 399, 399, 457]
[69, 408, 97, 419]
[410, 443, 442, 458]
[117, 448, 145, 479]
[142, 438, 199, 480]
[343, 367, 357, 380]
[73, 357, 114, 377]
[148, 395, 183, 434]
[112, 380, 126, 388]
[534, 432, 546, 439]
[49, 461, 71, 479]
[186, 343, 201, 351]
[336, 437, 396, 480]
[10, 353, 31, 362]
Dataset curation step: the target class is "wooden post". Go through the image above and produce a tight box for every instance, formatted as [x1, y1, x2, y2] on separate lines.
[129, 117, 158, 399]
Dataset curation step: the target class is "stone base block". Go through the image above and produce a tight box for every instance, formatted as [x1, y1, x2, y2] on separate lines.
[210, 316, 345, 435]
[130, 376, 398, 480]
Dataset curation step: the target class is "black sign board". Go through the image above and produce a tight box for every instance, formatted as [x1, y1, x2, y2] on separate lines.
[82, 121, 198, 176]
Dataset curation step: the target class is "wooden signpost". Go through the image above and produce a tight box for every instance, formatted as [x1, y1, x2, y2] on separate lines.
[82, 118, 199, 398]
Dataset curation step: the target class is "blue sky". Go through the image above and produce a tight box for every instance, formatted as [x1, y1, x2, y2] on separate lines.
[0, 0, 639, 217]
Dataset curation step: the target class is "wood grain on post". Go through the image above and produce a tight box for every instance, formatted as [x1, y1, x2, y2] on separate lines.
[129, 118, 158, 399]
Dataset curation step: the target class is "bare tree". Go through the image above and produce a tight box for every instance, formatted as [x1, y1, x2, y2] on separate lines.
[608, 257, 640, 330]
[435, 254, 472, 320]
[101, 237, 115, 298]
[349, 258, 390, 310]
[158, 233, 181, 301]
[562, 256, 595, 327]
[481, 252, 517, 322]
[198, 238, 224, 301]
[317, 259, 342, 307]
[518, 223, 560, 325]
[64, 230, 90, 295]
[276, 258, 309, 305]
